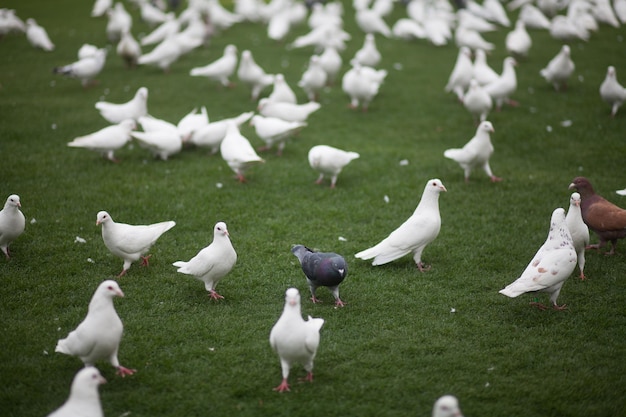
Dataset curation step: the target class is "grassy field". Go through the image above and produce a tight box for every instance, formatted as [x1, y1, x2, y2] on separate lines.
[1, 0, 626, 416]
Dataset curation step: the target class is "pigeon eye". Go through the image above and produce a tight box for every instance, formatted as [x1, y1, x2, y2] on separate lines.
[107, 285, 113, 290]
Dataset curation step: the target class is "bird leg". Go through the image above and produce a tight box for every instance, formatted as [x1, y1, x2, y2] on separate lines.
[552, 303, 567, 311]
[416, 262, 431, 272]
[209, 290, 224, 300]
[505, 98, 519, 107]
[334, 299, 345, 307]
[273, 379, 290, 392]
[116, 269, 128, 278]
[314, 174, 324, 185]
[141, 254, 152, 266]
[299, 372, 314, 383]
[235, 173, 247, 183]
[490, 175, 503, 182]
[310, 295, 322, 303]
[116, 366, 137, 377]
[579, 271, 587, 280]
[529, 301, 548, 311]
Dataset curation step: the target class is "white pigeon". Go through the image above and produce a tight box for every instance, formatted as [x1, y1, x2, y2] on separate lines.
[250, 115, 306, 155]
[258, 99, 321, 122]
[53, 47, 107, 88]
[444, 46, 473, 101]
[317, 46, 343, 85]
[189, 112, 253, 153]
[140, 12, 179, 46]
[391, 18, 426, 40]
[505, 19, 532, 58]
[472, 49, 499, 86]
[219, 121, 265, 182]
[355, 179, 447, 271]
[0, 194, 25, 259]
[454, 26, 495, 51]
[353, 33, 381, 67]
[432, 395, 464, 417]
[599, 65, 626, 117]
[457, 9, 497, 33]
[540, 45, 575, 91]
[269, 288, 324, 393]
[237, 49, 275, 100]
[78, 44, 101, 60]
[25, 18, 54, 51]
[267, 9, 292, 41]
[566, 192, 589, 280]
[106, 2, 132, 42]
[483, 0, 511, 26]
[172, 221, 237, 300]
[483, 57, 518, 110]
[444, 121, 501, 183]
[549, 15, 589, 41]
[91, 0, 112, 17]
[96, 211, 176, 277]
[67, 120, 136, 162]
[298, 55, 328, 102]
[55, 280, 136, 376]
[355, 7, 392, 37]
[268, 74, 297, 104]
[499, 208, 577, 310]
[519, 4, 551, 29]
[617, 188, 626, 196]
[137, 34, 182, 72]
[341, 62, 382, 111]
[95, 87, 148, 124]
[116, 29, 141, 67]
[177, 106, 209, 142]
[463, 79, 493, 123]
[46, 367, 106, 417]
[593, 0, 621, 27]
[616, 0, 626, 23]
[131, 127, 182, 160]
[190, 44, 238, 87]
[308, 145, 359, 188]
[206, 0, 244, 30]
[139, 0, 168, 26]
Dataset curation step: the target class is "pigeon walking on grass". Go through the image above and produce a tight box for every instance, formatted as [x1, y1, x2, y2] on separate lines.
[173, 221, 237, 300]
[46, 367, 106, 417]
[96, 211, 175, 277]
[116, 29, 141, 68]
[355, 179, 447, 271]
[599, 66, 626, 118]
[55, 280, 136, 376]
[445, 46, 473, 102]
[0, 194, 25, 259]
[484, 57, 518, 110]
[566, 192, 590, 280]
[237, 49, 275, 100]
[25, 18, 54, 51]
[540, 45, 575, 91]
[95, 87, 148, 123]
[291, 245, 347, 306]
[269, 288, 324, 392]
[67, 120, 136, 162]
[308, 145, 360, 188]
[569, 177, 626, 255]
[444, 121, 501, 183]
[499, 208, 577, 310]
[249, 115, 306, 156]
[220, 121, 265, 182]
[53, 47, 107, 88]
[432, 395, 464, 417]
[463, 79, 493, 123]
[190, 44, 238, 88]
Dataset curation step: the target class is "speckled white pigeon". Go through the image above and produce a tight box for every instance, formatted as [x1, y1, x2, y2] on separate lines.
[95, 87, 148, 123]
[237, 49, 275, 100]
[55, 280, 136, 376]
[463, 79, 493, 123]
[269, 288, 324, 392]
[444, 121, 501, 183]
[566, 192, 590, 280]
[67, 119, 136, 162]
[25, 18, 54, 51]
[250, 115, 306, 156]
[308, 145, 359, 188]
[540, 45, 575, 91]
[173, 221, 237, 300]
[355, 179, 447, 271]
[499, 208, 577, 310]
[220, 121, 265, 182]
[46, 367, 106, 417]
[190, 44, 238, 87]
[96, 211, 175, 277]
[0, 194, 25, 259]
[599, 66, 626, 117]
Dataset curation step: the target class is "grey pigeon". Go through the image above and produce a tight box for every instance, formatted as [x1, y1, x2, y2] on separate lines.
[0, 194, 25, 259]
[291, 245, 347, 306]
[47, 367, 106, 417]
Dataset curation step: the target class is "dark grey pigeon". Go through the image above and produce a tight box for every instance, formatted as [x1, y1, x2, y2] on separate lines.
[291, 244, 347, 307]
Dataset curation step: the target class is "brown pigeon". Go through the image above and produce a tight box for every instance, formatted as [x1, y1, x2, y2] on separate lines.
[569, 177, 626, 255]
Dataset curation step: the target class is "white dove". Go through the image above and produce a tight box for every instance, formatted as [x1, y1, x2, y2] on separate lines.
[46, 367, 106, 417]
[269, 288, 324, 393]
[288, 23, 351, 51]
[139, 0, 168, 26]
[0, 194, 25, 259]
[177, 106, 209, 142]
[189, 112, 253, 153]
[220, 121, 265, 182]
[355, 7, 392, 37]
[25, 18, 54, 51]
[599, 66, 626, 117]
[172, 221, 237, 300]
[250, 115, 306, 156]
[463, 79, 493, 123]
[392, 18, 426, 40]
[505, 19, 532, 58]
[540, 45, 575, 91]
[190, 44, 238, 87]
[308, 145, 359, 188]
[140, 12, 179, 46]
[137, 34, 182, 72]
[105, 2, 132, 42]
[566, 192, 590, 280]
[298, 55, 328, 102]
[483, 0, 511, 26]
[432, 395, 464, 417]
[67, 120, 135, 162]
[267, 9, 292, 42]
[237, 49, 275, 100]
[455, 26, 495, 52]
[53, 47, 107, 88]
[593, 0, 620, 27]
[207, 0, 244, 30]
[268, 74, 297, 104]
[116, 29, 141, 68]
[445, 46, 473, 101]
[353, 33, 381, 67]
[91, 0, 112, 17]
[55, 280, 136, 376]
[519, 4, 551, 29]
[483, 57, 518, 110]
[341, 62, 382, 111]
[96, 211, 176, 277]
[472, 49, 499, 86]
[258, 99, 321, 122]
[615, 0, 626, 23]
[444, 121, 501, 183]
[499, 208, 577, 310]
[131, 127, 182, 160]
[355, 179, 447, 271]
[95, 87, 148, 124]
[317, 46, 343, 85]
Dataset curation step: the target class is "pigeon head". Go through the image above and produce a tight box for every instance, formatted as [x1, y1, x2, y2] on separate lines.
[290, 244, 312, 262]
[74, 366, 107, 389]
[426, 179, 447, 193]
[96, 211, 113, 226]
[225, 44, 237, 55]
[241, 50, 251, 60]
[137, 87, 148, 100]
[478, 121, 494, 133]
[432, 395, 463, 417]
[607, 66, 616, 78]
[285, 288, 301, 307]
[561, 45, 570, 56]
[568, 177, 594, 198]
[5, 194, 21, 209]
[97, 280, 125, 298]
[550, 207, 566, 228]
[214, 221, 229, 237]
[570, 192, 581, 207]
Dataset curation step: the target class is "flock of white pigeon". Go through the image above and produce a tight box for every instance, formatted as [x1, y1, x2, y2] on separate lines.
[2, 0, 626, 415]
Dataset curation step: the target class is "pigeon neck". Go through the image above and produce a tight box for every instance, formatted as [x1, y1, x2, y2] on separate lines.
[414, 192, 440, 214]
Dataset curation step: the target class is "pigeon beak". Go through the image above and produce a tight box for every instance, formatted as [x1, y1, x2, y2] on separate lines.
[440, 185, 448, 192]
[117, 289, 125, 297]
[289, 299, 297, 306]
[568, 183, 576, 190]
[575, 200, 580, 207]
[99, 376, 107, 384]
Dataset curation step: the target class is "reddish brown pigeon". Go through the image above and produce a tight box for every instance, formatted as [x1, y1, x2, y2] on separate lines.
[568, 177, 626, 255]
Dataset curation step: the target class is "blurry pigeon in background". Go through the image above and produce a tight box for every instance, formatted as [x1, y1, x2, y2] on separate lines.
[291, 245, 347, 306]
[317, 46, 343, 85]
[220, 121, 265, 182]
[0, 8, 25, 35]
[268, 74, 297, 104]
[353, 33, 381, 67]
[269, 288, 324, 392]
[463, 79, 493, 123]
[484, 57, 518, 110]
[0, 194, 25, 259]
[308, 145, 359, 188]
[258, 99, 321, 122]
[95, 87, 148, 123]
[298, 55, 328, 102]
[55, 280, 136, 376]
[137, 34, 183, 72]
[106, 2, 132, 42]
[131, 116, 182, 161]
[46, 367, 106, 417]
[444, 121, 501, 183]
[599, 66, 626, 117]
[499, 208, 576, 310]
[237, 49, 275, 100]
[519, 4, 551, 29]
[173, 221, 237, 300]
[569, 177, 626, 255]
[177, 106, 209, 142]
[445, 46, 473, 101]
[540, 45, 575, 91]
[566, 192, 590, 280]
[472, 49, 499, 86]
[25, 18, 54, 51]
[250, 115, 306, 156]
[505, 19, 532, 58]
[67, 119, 136, 162]
[341, 61, 382, 111]
[140, 12, 179, 46]
[91, 0, 112, 17]
[189, 111, 253, 154]
[454, 26, 495, 51]
[391, 18, 426, 40]
[355, 179, 447, 271]
[96, 211, 176, 277]
[139, 0, 168, 26]
[53, 47, 107, 88]
[116, 29, 141, 68]
[355, 5, 392, 37]
[432, 395, 464, 417]
[190, 44, 238, 87]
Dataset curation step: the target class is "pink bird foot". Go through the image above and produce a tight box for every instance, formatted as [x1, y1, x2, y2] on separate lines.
[273, 379, 290, 392]
[416, 262, 431, 272]
[552, 303, 568, 311]
[579, 272, 587, 280]
[141, 254, 152, 267]
[209, 290, 224, 300]
[335, 299, 345, 307]
[310, 296, 322, 303]
[490, 176, 503, 182]
[299, 372, 314, 383]
[530, 301, 548, 311]
[116, 366, 136, 377]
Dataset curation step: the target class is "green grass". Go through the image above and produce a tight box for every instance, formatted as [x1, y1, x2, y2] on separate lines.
[1, 1, 626, 416]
